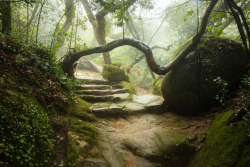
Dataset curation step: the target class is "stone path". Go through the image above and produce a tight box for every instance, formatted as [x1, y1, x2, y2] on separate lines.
[75, 75, 164, 117]
[73, 71, 212, 167]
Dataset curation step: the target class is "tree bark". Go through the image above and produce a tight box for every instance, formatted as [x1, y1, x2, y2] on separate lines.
[61, 0, 218, 77]
[81, 0, 111, 64]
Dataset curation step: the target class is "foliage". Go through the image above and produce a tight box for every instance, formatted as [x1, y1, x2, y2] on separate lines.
[0, 95, 53, 166]
[92, 0, 153, 27]
[0, 34, 75, 166]
[214, 76, 229, 105]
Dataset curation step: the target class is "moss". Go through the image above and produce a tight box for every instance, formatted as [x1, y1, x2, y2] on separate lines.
[189, 110, 250, 167]
[154, 129, 195, 166]
[69, 118, 98, 145]
[120, 81, 136, 95]
[152, 79, 163, 95]
[170, 37, 193, 61]
[66, 132, 85, 166]
[102, 64, 129, 83]
[0, 34, 75, 166]
[0, 94, 54, 166]
[66, 117, 98, 166]
[67, 98, 96, 122]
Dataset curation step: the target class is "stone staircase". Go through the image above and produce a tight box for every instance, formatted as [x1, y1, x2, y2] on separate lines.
[74, 78, 164, 117]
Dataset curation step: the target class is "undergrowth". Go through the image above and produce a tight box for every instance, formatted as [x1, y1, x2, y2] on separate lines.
[0, 33, 75, 166]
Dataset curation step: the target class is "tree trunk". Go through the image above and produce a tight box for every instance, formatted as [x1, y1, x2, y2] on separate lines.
[1, 1, 11, 34]
[52, 0, 75, 52]
[81, 0, 136, 64]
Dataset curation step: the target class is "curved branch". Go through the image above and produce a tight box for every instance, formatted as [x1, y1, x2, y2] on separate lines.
[62, 0, 218, 76]
[127, 44, 173, 72]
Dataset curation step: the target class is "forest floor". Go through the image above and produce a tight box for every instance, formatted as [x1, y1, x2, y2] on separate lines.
[74, 70, 216, 167]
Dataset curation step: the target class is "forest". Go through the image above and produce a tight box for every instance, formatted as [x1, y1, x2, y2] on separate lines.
[0, 0, 249, 166]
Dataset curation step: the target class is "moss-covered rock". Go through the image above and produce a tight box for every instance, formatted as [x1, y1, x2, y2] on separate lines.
[120, 81, 136, 95]
[153, 79, 163, 95]
[188, 110, 250, 167]
[102, 64, 129, 83]
[161, 36, 248, 114]
[67, 98, 96, 121]
[66, 118, 98, 166]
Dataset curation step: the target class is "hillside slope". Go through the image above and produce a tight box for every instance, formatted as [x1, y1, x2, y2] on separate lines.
[0, 35, 74, 166]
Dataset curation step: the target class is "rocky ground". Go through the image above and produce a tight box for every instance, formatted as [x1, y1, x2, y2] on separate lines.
[70, 70, 214, 167]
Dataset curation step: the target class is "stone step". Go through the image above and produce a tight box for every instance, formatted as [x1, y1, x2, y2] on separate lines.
[89, 95, 164, 117]
[75, 85, 112, 90]
[77, 78, 110, 85]
[74, 88, 129, 96]
[79, 93, 131, 103]
[75, 84, 124, 91]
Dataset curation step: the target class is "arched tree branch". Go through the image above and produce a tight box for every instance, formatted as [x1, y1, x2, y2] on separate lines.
[61, 0, 218, 77]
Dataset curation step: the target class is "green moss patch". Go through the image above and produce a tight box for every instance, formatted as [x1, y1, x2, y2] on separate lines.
[66, 118, 98, 166]
[152, 79, 163, 95]
[120, 81, 136, 95]
[67, 98, 96, 122]
[102, 64, 129, 83]
[189, 110, 250, 167]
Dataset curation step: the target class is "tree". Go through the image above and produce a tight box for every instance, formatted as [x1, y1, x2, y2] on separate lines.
[0, 0, 36, 35]
[51, 0, 75, 52]
[81, 0, 143, 64]
[60, 0, 219, 78]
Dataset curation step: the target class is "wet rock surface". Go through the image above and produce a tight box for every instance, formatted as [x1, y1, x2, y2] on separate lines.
[73, 72, 213, 167]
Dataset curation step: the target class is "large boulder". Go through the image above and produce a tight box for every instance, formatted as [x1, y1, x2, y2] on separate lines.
[161, 36, 248, 115]
[77, 60, 102, 73]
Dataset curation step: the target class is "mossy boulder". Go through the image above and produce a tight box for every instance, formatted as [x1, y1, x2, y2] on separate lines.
[188, 110, 250, 167]
[102, 64, 129, 83]
[153, 79, 163, 95]
[161, 36, 248, 114]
